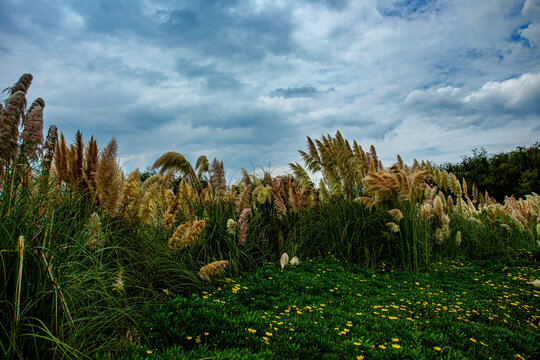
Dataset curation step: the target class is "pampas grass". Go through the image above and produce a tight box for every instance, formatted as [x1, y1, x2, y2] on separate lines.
[280, 253, 289, 269]
[198, 260, 228, 282]
[41, 125, 57, 175]
[237, 208, 252, 245]
[168, 220, 206, 251]
[96, 137, 123, 215]
[21, 98, 45, 162]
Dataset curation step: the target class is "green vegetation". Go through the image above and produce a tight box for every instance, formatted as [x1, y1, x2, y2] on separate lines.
[441, 144, 540, 202]
[124, 254, 540, 360]
[1, 74, 539, 359]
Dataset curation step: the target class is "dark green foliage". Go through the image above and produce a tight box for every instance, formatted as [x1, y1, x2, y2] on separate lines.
[441, 143, 540, 202]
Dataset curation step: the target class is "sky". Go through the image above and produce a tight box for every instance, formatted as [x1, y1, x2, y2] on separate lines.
[1, 0, 539, 180]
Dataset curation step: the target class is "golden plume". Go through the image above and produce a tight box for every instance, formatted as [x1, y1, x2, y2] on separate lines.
[168, 219, 206, 251]
[96, 138, 123, 215]
[198, 260, 228, 282]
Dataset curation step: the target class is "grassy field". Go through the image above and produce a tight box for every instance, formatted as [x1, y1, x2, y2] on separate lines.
[122, 252, 540, 360]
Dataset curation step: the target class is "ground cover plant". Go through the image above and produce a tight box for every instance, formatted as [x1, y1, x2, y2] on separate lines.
[1, 73, 539, 359]
[124, 253, 540, 359]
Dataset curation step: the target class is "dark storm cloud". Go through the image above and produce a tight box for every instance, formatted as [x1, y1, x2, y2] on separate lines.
[270, 85, 318, 98]
[159, 4, 295, 61]
[176, 59, 243, 90]
[86, 56, 168, 87]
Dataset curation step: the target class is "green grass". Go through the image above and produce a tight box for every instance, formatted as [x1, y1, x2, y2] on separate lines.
[122, 252, 540, 360]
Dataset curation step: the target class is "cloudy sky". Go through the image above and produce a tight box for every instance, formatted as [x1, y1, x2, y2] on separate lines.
[1, 0, 539, 179]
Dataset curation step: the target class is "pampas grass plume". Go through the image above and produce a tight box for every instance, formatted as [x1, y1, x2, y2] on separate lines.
[290, 256, 299, 266]
[198, 260, 228, 282]
[226, 218, 237, 235]
[280, 253, 289, 269]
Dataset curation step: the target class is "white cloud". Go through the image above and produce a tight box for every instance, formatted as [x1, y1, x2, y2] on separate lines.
[405, 72, 540, 116]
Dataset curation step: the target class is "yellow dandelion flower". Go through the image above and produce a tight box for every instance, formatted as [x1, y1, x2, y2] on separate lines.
[434, 346, 441, 351]
[379, 345, 386, 349]
[392, 344, 401, 349]
[357, 356, 365, 360]
[187, 336, 192, 340]
[146, 350, 152, 354]
[354, 342, 362, 346]
[392, 338, 399, 342]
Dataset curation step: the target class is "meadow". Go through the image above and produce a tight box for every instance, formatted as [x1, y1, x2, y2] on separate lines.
[1, 74, 539, 359]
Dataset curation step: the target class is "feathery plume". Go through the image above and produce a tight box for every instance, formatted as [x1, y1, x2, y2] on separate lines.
[86, 212, 105, 250]
[237, 208, 252, 245]
[96, 138, 123, 215]
[85, 135, 99, 193]
[226, 218, 237, 235]
[420, 203, 432, 222]
[387, 222, 400, 233]
[433, 195, 444, 220]
[289, 256, 299, 266]
[236, 184, 252, 214]
[447, 195, 454, 213]
[195, 155, 209, 180]
[168, 220, 206, 251]
[241, 168, 252, 186]
[198, 260, 228, 282]
[21, 98, 45, 162]
[0, 91, 27, 164]
[68, 130, 85, 187]
[280, 253, 289, 269]
[388, 208, 403, 222]
[41, 125, 57, 175]
[209, 158, 226, 197]
[455, 231, 462, 247]
[7, 73, 33, 95]
[54, 132, 68, 183]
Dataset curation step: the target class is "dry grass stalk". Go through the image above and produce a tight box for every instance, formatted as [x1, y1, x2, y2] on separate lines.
[388, 208, 403, 222]
[236, 184, 252, 214]
[0, 91, 27, 164]
[241, 168, 252, 186]
[198, 260, 228, 281]
[152, 151, 201, 191]
[85, 135, 99, 194]
[273, 189, 287, 217]
[387, 222, 400, 233]
[96, 138, 123, 215]
[54, 132, 68, 183]
[226, 184, 236, 203]
[14, 235, 25, 330]
[21, 98, 44, 162]
[41, 125, 57, 175]
[68, 130, 85, 188]
[168, 219, 206, 251]
[209, 158, 226, 198]
[237, 208, 252, 245]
